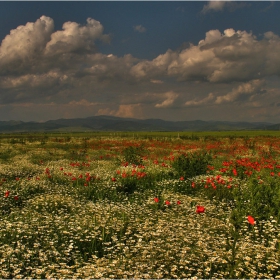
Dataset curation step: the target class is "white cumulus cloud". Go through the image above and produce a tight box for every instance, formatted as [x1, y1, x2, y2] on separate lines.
[201, 1, 249, 14]
[131, 28, 280, 84]
[215, 79, 266, 104]
[185, 92, 215, 106]
[134, 25, 146, 33]
[0, 16, 110, 75]
[45, 18, 110, 55]
[0, 16, 54, 73]
[155, 91, 178, 108]
[202, 1, 228, 13]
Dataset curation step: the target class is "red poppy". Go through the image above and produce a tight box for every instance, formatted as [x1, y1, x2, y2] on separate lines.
[180, 177, 184, 181]
[177, 200, 181, 205]
[165, 200, 170, 206]
[154, 197, 159, 203]
[4, 191, 10, 198]
[196, 205, 205, 214]
[14, 195, 19, 201]
[111, 177, 116, 182]
[191, 182, 196, 188]
[247, 215, 255, 225]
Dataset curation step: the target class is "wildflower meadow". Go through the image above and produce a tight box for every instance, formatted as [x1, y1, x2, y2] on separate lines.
[0, 132, 279, 278]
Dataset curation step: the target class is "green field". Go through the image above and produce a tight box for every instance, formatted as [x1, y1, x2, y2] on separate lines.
[0, 132, 279, 278]
[1, 130, 280, 139]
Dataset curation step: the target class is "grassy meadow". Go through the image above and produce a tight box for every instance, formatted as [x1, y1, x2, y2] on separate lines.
[0, 132, 279, 278]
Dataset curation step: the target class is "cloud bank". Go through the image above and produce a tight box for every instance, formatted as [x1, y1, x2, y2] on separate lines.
[0, 16, 280, 122]
[131, 28, 280, 83]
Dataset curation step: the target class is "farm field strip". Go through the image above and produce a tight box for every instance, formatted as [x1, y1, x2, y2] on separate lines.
[0, 133, 279, 278]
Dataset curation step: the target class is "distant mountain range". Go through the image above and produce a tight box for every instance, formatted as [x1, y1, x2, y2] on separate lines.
[0, 115, 279, 132]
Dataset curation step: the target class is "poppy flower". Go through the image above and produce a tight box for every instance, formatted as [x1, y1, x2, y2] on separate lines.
[177, 200, 181, 205]
[154, 197, 159, 203]
[247, 215, 255, 225]
[14, 195, 19, 201]
[111, 177, 116, 182]
[180, 176, 184, 181]
[196, 205, 205, 214]
[4, 191, 10, 198]
[165, 200, 170, 206]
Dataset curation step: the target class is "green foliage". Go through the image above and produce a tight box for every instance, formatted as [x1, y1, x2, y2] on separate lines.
[76, 182, 121, 202]
[169, 179, 198, 196]
[0, 194, 23, 216]
[116, 172, 155, 195]
[116, 175, 138, 194]
[203, 184, 236, 203]
[235, 177, 280, 222]
[122, 145, 146, 165]
[9, 138, 26, 145]
[0, 148, 16, 162]
[172, 151, 211, 179]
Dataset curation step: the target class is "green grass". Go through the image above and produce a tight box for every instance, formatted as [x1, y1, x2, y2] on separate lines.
[1, 130, 280, 141]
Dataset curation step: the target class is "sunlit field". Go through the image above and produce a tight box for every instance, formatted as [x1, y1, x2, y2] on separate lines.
[0, 132, 279, 278]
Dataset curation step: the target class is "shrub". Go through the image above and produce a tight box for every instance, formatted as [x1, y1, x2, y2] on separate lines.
[237, 177, 280, 222]
[172, 151, 211, 179]
[122, 145, 146, 166]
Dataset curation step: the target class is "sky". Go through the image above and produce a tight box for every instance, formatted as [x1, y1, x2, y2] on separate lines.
[0, 1, 280, 123]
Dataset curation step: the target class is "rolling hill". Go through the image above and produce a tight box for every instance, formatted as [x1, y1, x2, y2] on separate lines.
[0, 115, 278, 132]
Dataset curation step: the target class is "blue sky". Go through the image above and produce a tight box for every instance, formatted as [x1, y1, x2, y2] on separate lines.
[0, 1, 280, 123]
